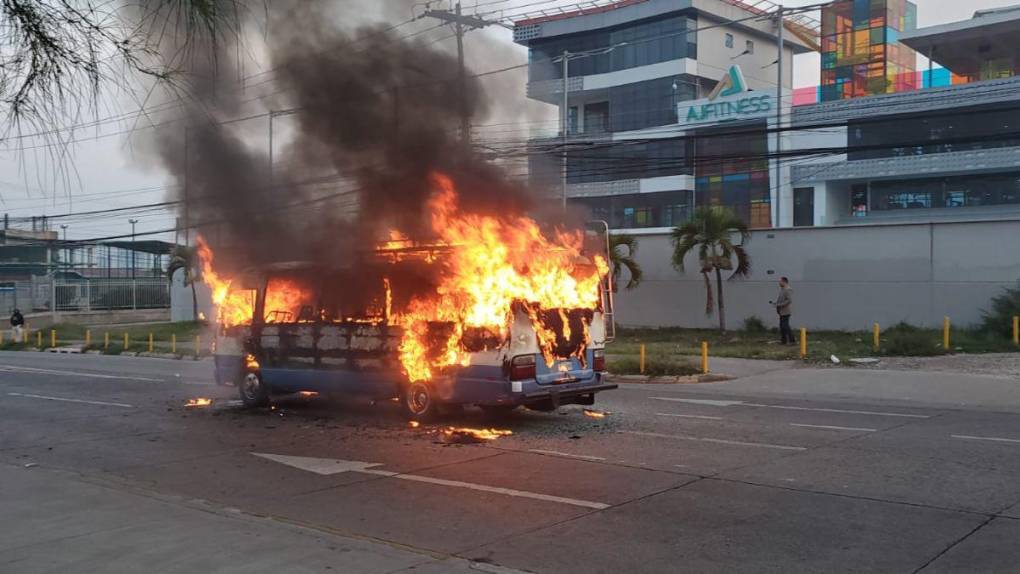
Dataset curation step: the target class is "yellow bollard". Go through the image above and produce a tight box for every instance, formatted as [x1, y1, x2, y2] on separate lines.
[1014, 316, 1019, 347]
[800, 328, 807, 359]
[50, 329, 56, 348]
[104, 332, 109, 350]
[124, 333, 129, 350]
[148, 333, 154, 353]
[172, 333, 177, 354]
[701, 341, 709, 374]
[0, 331, 3, 345]
[195, 335, 201, 357]
[873, 322, 880, 352]
[36, 330, 41, 348]
[943, 316, 950, 350]
[639, 343, 646, 374]
[85, 330, 91, 347]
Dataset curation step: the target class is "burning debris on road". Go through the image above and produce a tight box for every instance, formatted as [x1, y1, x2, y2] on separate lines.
[583, 409, 610, 419]
[185, 398, 213, 408]
[440, 427, 513, 444]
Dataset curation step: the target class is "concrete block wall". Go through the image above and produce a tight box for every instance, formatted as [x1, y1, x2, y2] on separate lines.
[613, 220, 1020, 330]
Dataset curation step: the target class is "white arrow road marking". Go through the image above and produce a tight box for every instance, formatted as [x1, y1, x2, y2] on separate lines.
[620, 430, 806, 451]
[0, 365, 162, 382]
[650, 397, 928, 418]
[7, 392, 133, 408]
[251, 453, 610, 510]
[252, 453, 385, 475]
[952, 434, 1020, 445]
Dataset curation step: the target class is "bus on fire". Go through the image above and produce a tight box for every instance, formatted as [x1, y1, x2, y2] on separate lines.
[210, 223, 617, 421]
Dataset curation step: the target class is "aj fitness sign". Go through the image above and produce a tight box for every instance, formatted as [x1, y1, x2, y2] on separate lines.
[677, 65, 774, 127]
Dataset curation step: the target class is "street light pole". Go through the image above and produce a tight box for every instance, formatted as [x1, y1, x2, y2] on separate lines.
[129, 219, 138, 280]
[60, 225, 68, 269]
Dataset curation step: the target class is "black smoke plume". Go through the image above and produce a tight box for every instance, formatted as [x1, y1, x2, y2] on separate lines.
[150, 0, 539, 273]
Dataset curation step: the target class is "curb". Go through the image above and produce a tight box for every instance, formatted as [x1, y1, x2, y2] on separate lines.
[607, 373, 732, 385]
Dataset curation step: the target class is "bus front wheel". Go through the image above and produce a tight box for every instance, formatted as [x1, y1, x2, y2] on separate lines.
[402, 382, 441, 422]
[239, 372, 270, 408]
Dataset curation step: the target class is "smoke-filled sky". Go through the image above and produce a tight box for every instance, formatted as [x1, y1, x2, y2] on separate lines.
[0, 0, 1014, 242]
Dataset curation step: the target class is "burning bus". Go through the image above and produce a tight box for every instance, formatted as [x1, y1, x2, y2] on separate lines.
[205, 174, 617, 421]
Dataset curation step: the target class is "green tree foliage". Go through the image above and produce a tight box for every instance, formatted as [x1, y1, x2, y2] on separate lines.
[981, 280, 1020, 336]
[609, 233, 643, 291]
[671, 206, 751, 332]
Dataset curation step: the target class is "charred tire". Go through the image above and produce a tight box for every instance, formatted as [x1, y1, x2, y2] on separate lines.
[239, 372, 270, 408]
[401, 382, 441, 422]
[480, 405, 518, 419]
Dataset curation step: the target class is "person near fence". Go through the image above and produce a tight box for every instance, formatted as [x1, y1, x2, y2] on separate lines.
[772, 278, 794, 345]
[10, 308, 24, 340]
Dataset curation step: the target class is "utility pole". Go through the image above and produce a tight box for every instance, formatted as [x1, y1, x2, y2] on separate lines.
[561, 50, 570, 211]
[774, 5, 785, 229]
[421, 3, 507, 148]
[183, 126, 190, 246]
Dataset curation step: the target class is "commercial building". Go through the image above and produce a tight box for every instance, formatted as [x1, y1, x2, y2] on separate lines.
[514, 0, 815, 230]
[515, 1, 1020, 329]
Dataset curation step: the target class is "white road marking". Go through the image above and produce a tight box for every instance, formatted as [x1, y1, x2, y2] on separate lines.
[182, 381, 216, 386]
[650, 397, 928, 419]
[952, 434, 1020, 445]
[650, 397, 741, 407]
[790, 423, 877, 432]
[252, 453, 610, 510]
[7, 392, 133, 408]
[0, 365, 162, 382]
[655, 413, 723, 420]
[528, 449, 607, 461]
[619, 430, 806, 451]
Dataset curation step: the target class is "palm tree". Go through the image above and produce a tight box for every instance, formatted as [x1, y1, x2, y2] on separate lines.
[168, 245, 201, 322]
[671, 206, 751, 331]
[609, 234, 643, 291]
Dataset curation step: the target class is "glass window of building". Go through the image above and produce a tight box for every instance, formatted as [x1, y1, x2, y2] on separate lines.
[725, 33, 734, 48]
[849, 103, 1020, 161]
[583, 102, 610, 134]
[865, 172, 1020, 212]
[745, 40, 754, 54]
[527, 15, 697, 82]
[573, 191, 693, 229]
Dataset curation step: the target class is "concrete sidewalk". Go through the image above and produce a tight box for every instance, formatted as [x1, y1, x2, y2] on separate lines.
[0, 463, 508, 574]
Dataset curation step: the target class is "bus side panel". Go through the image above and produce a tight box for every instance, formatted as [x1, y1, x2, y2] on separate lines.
[262, 367, 400, 398]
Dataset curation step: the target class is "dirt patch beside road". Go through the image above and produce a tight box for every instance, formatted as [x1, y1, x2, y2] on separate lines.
[859, 353, 1020, 378]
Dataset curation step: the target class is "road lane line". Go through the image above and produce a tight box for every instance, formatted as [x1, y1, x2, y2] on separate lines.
[251, 453, 610, 510]
[619, 430, 806, 451]
[0, 365, 162, 382]
[528, 449, 607, 461]
[790, 423, 877, 432]
[649, 397, 928, 419]
[952, 434, 1020, 445]
[650, 397, 741, 407]
[655, 413, 723, 420]
[7, 392, 133, 408]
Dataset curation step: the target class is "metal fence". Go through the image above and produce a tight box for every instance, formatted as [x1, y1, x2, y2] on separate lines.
[0, 277, 171, 314]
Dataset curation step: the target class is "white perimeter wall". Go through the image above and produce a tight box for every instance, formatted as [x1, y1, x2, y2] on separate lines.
[614, 220, 1020, 330]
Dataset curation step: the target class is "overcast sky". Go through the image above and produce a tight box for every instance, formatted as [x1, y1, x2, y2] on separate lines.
[0, 0, 1016, 243]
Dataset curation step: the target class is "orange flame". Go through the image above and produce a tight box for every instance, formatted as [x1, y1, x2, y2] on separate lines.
[396, 174, 608, 382]
[442, 427, 512, 441]
[196, 236, 254, 327]
[185, 398, 212, 408]
[583, 409, 608, 419]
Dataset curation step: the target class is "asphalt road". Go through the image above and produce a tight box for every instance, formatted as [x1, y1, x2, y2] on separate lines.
[2, 351, 1020, 573]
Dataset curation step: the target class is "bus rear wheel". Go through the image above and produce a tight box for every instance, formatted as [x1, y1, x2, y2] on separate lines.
[239, 372, 269, 408]
[402, 381, 441, 422]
